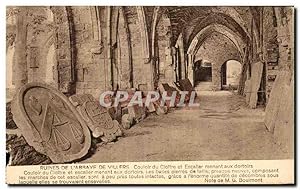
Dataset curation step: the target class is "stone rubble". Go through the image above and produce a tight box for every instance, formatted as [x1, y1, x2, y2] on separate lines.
[7, 79, 197, 165]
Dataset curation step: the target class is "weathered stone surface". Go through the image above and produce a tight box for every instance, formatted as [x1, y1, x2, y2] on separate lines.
[51, 7, 75, 94]
[107, 105, 123, 123]
[193, 32, 241, 90]
[119, 88, 137, 108]
[264, 71, 291, 132]
[248, 61, 264, 109]
[11, 82, 91, 163]
[7, 101, 52, 166]
[158, 83, 181, 107]
[107, 106, 116, 119]
[121, 114, 134, 129]
[128, 104, 146, 123]
[244, 79, 251, 104]
[69, 94, 122, 142]
[151, 99, 168, 115]
[178, 79, 197, 101]
[178, 79, 193, 92]
[273, 76, 294, 155]
[6, 102, 18, 130]
[155, 104, 168, 115]
[146, 102, 156, 113]
[7, 134, 52, 166]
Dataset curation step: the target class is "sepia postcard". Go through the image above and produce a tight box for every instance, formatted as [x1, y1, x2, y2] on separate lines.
[5, 6, 294, 185]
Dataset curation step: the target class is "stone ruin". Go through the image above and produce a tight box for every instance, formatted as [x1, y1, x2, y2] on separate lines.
[69, 94, 122, 142]
[10, 83, 92, 163]
[7, 80, 197, 165]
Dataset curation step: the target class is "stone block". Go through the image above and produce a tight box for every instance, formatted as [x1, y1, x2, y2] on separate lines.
[69, 94, 122, 142]
[146, 102, 156, 113]
[155, 104, 168, 115]
[121, 114, 134, 130]
[264, 70, 291, 132]
[178, 79, 197, 101]
[248, 61, 264, 109]
[178, 79, 193, 92]
[6, 102, 18, 130]
[76, 68, 84, 82]
[158, 83, 181, 107]
[128, 104, 146, 123]
[6, 134, 52, 166]
[11, 82, 91, 163]
[273, 76, 294, 155]
[244, 79, 251, 103]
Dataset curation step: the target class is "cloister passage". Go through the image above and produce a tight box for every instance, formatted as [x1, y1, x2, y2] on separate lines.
[6, 7, 293, 165]
[83, 90, 290, 163]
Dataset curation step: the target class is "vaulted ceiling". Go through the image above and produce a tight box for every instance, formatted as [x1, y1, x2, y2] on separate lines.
[164, 6, 261, 55]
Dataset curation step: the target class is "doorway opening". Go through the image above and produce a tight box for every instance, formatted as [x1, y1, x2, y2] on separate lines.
[221, 60, 242, 90]
[194, 60, 212, 85]
[193, 60, 213, 91]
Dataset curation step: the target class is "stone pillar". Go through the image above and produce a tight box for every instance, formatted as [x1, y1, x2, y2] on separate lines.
[212, 63, 221, 90]
[106, 6, 112, 90]
[171, 46, 177, 82]
[163, 46, 174, 84]
[51, 7, 75, 95]
[187, 54, 194, 86]
[14, 8, 28, 90]
[275, 8, 294, 73]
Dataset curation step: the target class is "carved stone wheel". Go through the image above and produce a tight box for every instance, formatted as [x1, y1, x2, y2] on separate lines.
[11, 82, 91, 163]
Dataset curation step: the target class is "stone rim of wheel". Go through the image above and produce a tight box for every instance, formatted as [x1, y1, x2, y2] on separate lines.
[11, 82, 91, 163]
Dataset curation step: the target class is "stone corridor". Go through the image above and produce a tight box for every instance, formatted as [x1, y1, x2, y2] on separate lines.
[6, 6, 294, 165]
[82, 90, 289, 163]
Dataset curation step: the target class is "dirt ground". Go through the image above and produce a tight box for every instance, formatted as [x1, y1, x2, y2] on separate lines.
[82, 91, 291, 163]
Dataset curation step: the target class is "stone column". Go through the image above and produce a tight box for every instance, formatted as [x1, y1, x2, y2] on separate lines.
[51, 7, 75, 95]
[14, 7, 28, 90]
[212, 63, 221, 90]
[187, 54, 194, 86]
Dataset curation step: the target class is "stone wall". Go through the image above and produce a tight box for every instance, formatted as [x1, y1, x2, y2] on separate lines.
[264, 7, 294, 154]
[7, 6, 157, 99]
[71, 7, 107, 98]
[156, 13, 173, 84]
[6, 5, 295, 162]
[262, 7, 279, 101]
[194, 32, 241, 90]
[124, 7, 152, 91]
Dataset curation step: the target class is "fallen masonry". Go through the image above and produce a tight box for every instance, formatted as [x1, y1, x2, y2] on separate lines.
[10, 83, 92, 163]
[7, 80, 198, 165]
[69, 94, 122, 142]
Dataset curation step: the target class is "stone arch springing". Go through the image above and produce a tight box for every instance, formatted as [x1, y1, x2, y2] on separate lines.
[187, 24, 245, 58]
